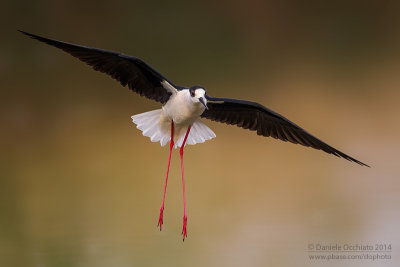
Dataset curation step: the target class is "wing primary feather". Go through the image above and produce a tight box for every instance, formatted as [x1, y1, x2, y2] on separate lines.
[19, 30, 177, 104]
[202, 95, 369, 167]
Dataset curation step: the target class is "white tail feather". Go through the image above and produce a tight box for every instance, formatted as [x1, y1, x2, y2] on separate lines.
[175, 120, 216, 147]
[131, 109, 216, 148]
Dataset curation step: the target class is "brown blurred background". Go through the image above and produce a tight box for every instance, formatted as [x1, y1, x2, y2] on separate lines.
[1, 0, 400, 266]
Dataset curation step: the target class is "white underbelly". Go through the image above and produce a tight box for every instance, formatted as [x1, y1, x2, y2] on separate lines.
[131, 90, 212, 148]
[131, 108, 215, 148]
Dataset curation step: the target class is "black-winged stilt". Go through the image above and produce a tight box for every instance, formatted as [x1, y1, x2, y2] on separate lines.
[20, 31, 369, 241]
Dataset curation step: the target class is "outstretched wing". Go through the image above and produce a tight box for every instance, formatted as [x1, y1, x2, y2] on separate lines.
[19, 30, 180, 104]
[202, 96, 369, 167]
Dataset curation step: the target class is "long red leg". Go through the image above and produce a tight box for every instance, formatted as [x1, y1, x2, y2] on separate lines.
[157, 121, 174, 230]
[180, 126, 191, 241]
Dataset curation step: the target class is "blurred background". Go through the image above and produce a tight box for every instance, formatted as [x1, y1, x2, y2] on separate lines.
[1, 0, 400, 266]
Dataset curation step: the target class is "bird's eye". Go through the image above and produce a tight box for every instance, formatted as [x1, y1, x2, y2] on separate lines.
[190, 90, 195, 97]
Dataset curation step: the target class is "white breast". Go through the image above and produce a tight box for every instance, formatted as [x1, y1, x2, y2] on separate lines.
[131, 89, 213, 148]
[162, 90, 205, 126]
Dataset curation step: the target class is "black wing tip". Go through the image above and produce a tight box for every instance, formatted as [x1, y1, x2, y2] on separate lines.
[330, 148, 370, 167]
[315, 144, 370, 168]
[18, 30, 37, 38]
[18, 30, 51, 44]
[348, 158, 370, 168]
[339, 156, 370, 167]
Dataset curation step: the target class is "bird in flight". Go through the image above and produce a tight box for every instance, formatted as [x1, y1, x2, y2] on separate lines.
[19, 30, 369, 241]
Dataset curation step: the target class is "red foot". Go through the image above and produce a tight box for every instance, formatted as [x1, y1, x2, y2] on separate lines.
[157, 206, 164, 230]
[181, 215, 188, 241]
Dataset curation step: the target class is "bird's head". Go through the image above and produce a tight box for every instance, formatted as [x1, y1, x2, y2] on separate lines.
[189, 85, 208, 110]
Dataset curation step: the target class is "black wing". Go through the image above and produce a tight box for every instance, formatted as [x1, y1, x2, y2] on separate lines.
[202, 96, 369, 167]
[19, 30, 179, 104]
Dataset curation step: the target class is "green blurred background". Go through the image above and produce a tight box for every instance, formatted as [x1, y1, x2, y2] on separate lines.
[1, 0, 399, 266]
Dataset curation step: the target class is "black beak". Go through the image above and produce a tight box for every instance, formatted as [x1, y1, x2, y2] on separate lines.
[199, 97, 208, 110]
